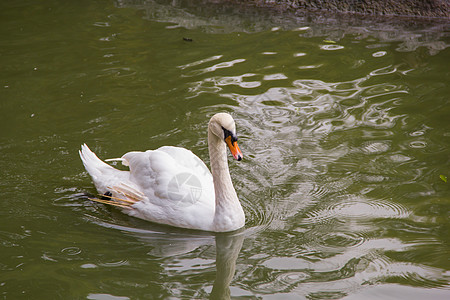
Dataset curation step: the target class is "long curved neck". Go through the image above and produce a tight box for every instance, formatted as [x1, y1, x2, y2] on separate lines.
[208, 129, 244, 232]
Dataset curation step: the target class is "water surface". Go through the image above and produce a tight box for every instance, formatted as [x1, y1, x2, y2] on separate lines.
[1, 1, 449, 299]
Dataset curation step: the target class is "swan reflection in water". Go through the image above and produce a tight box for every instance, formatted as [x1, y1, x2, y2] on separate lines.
[146, 230, 244, 299]
[210, 233, 244, 300]
[96, 218, 244, 299]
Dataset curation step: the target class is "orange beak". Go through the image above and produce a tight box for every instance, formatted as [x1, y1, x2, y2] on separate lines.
[225, 136, 243, 161]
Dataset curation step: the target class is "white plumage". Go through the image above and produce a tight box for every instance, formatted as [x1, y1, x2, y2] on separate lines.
[79, 113, 245, 232]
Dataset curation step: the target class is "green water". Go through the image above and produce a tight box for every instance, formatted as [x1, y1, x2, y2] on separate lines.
[1, 0, 449, 299]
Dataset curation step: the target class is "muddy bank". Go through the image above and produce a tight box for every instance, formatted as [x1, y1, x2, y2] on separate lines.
[241, 0, 450, 19]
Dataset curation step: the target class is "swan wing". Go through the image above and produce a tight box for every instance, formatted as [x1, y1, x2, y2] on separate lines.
[80, 144, 216, 230]
[121, 146, 213, 202]
[157, 146, 212, 179]
[117, 146, 216, 229]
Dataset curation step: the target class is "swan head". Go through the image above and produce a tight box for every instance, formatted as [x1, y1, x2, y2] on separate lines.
[209, 113, 243, 161]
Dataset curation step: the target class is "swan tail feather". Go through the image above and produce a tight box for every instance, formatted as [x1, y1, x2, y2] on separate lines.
[88, 197, 133, 209]
[110, 183, 145, 202]
[79, 144, 116, 179]
[88, 183, 144, 209]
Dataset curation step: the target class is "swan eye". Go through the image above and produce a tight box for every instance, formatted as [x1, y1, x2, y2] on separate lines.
[222, 127, 237, 143]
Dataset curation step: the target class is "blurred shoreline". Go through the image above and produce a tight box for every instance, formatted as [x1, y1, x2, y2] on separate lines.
[117, 0, 450, 56]
[222, 0, 450, 19]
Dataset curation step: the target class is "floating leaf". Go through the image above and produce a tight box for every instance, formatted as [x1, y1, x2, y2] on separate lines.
[440, 175, 447, 183]
[323, 40, 336, 44]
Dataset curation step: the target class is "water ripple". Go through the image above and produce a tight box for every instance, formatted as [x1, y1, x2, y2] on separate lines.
[4, 1, 450, 298]
[177, 55, 223, 69]
[315, 231, 366, 250]
[320, 44, 344, 51]
[252, 269, 310, 293]
[61, 246, 82, 256]
[372, 51, 387, 57]
[183, 58, 246, 77]
[304, 196, 410, 224]
[359, 257, 447, 288]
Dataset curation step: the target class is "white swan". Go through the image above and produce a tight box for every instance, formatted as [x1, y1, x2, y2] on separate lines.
[79, 113, 245, 232]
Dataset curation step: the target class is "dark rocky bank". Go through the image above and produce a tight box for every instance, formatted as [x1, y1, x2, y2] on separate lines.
[233, 0, 450, 19]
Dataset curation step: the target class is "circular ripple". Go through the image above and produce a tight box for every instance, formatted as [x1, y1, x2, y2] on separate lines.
[410, 130, 424, 137]
[409, 141, 427, 148]
[253, 271, 310, 293]
[318, 231, 365, 249]
[360, 256, 446, 288]
[331, 199, 410, 219]
[61, 247, 82, 256]
[98, 259, 129, 267]
[361, 141, 390, 154]
[320, 44, 344, 51]
[372, 51, 387, 57]
[305, 197, 410, 223]
[276, 271, 310, 286]
[241, 196, 275, 234]
[261, 107, 292, 118]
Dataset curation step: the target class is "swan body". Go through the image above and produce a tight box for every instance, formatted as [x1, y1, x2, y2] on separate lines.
[79, 113, 245, 232]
